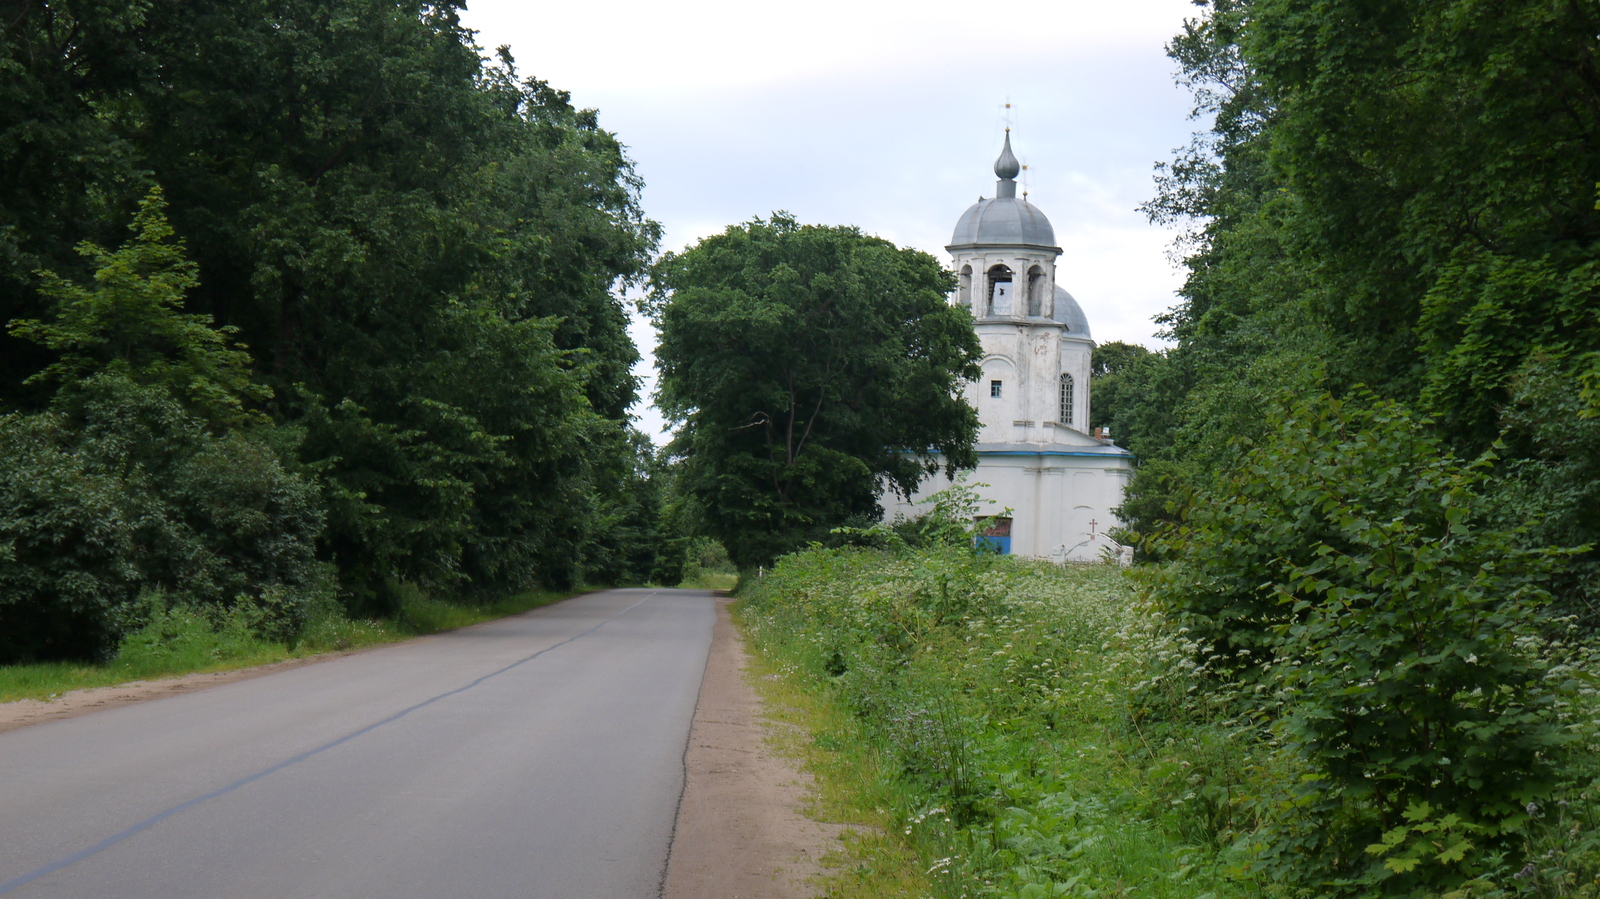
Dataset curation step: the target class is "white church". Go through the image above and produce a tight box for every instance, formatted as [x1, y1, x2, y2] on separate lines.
[884, 133, 1134, 561]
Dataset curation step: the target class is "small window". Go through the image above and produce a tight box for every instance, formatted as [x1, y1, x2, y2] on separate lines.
[1059, 373, 1074, 425]
[990, 380, 1003, 398]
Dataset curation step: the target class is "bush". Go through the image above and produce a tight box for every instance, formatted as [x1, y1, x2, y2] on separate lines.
[0, 192, 329, 662]
[0, 376, 328, 663]
[113, 592, 285, 678]
[1143, 393, 1581, 893]
[0, 413, 139, 661]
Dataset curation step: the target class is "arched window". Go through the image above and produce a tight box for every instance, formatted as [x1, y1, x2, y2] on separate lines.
[1027, 265, 1044, 316]
[1059, 373, 1075, 426]
[987, 264, 1013, 315]
[957, 265, 972, 308]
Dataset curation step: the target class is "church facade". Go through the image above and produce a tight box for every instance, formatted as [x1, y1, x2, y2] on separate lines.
[883, 134, 1134, 561]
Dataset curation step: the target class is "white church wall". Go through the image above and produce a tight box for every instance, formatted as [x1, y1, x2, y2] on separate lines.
[975, 354, 1017, 436]
[881, 451, 1133, 562]
[1058, 335, 1092, 432]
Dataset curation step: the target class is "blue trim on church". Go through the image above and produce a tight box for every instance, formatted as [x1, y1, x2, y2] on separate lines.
[976, 449, 1136, 460]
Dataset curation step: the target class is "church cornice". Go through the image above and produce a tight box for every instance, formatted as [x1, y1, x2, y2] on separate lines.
[946, 242, 1062, 255]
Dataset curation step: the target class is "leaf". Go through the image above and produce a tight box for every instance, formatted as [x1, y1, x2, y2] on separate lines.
[1436, 839, 1474, 864]
[1384, 857, 1421, 874]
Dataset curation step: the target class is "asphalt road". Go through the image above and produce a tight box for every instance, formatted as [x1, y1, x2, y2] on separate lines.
[0, 588, 717, 899]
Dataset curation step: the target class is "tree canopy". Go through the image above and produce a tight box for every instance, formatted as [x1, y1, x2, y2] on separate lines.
[1117, 0, 1600, 604]
[0, 0, 669, 660]
[1101, 2, 1600, 885]
[651, 214, 982, 568]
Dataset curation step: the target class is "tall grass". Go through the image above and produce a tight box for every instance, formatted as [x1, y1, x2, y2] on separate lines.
[0, 586, 577, 704]
[742, 544, 1600, 898]
[741, 545, 1243, 898]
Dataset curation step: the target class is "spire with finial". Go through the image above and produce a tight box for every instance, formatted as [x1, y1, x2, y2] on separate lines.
[994, 129, 1020, 198]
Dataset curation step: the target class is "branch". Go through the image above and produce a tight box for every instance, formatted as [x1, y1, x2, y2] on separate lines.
[786, 370, 796, 464]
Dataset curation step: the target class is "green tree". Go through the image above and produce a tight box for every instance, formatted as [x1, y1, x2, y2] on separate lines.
[10, 188, 269, 424]
[1088, 340, 1154, 437]
[1125, 0, 1600, 585]
[651, 214, 982, 567]
[0, 1, 664, 604]
[1, 196, 326, 663]
[0, 0, 157, 408]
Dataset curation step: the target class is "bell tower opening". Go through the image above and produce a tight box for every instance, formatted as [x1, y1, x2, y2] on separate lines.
[987, 264, 1013, 315]
[958, 264, 973, 309]
[1027, 265, 1044, 316]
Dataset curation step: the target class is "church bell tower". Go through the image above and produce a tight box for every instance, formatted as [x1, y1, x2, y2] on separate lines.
[884, 131, 1132, 561]
[946, 131, 1093, 443]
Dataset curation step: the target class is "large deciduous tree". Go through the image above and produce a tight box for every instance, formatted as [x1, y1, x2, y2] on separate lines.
[1118, 0, 1600, 591]
[1109, 0, 1600, 887]
[0, 0, 665, 634]
[651, 215, 981, 567]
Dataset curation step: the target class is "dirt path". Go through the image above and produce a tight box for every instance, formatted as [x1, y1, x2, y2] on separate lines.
[664, 596, 843, 899]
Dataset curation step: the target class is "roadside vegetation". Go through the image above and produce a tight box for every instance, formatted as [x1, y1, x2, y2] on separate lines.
[1097, 0, 1600, 609]
[743, 539, 1245, 898]
[675, 538, 741, 592]
[743, 462, 1600, 898]
[0, 1, 686, 674]
[0, 586, 577, 704]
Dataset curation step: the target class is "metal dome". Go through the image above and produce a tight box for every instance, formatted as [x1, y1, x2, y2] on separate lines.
[949, 133, 1060, 249]
[949, 196, 1057, 248]
[1053, 286, 1091, 337]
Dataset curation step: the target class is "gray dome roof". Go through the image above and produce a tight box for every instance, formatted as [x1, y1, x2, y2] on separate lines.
[949, 196, 1057, 248]
[1053, 286, 1091, 337]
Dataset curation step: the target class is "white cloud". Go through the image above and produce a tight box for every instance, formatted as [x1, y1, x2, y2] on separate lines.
[462, 0, 1205, 442]
[468, 0, 1196, 94]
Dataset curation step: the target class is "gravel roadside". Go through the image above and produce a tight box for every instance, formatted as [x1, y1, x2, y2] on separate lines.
[664, 595, 843, 899]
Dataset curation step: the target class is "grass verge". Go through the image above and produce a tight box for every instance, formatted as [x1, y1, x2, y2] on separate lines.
[0, 586, 579, 705]
[735, 598, 929, 898]
[739, 540, 1600, 898]
[680, 572, 739, 592]
[739, 546, 1246, 899]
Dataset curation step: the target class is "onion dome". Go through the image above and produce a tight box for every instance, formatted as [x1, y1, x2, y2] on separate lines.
[993, 130, 1021, 180]
[948, 132, 1058, 249]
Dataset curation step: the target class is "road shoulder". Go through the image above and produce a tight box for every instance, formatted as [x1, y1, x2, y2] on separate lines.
[664, 595, 843, 899]
[0, 652, 362, 735]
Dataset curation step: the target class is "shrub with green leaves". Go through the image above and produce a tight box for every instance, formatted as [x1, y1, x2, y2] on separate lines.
[0, 377, 330, 662]
[0, 192, 328, 662]
[1144, 393, 1582, 893]
[0, 412, 139, 661]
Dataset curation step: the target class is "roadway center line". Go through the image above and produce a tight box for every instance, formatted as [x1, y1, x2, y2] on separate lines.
[0, 591, 659, 896]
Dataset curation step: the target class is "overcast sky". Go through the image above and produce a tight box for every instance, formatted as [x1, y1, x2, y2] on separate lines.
[459, 0, 1204, 441]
